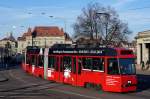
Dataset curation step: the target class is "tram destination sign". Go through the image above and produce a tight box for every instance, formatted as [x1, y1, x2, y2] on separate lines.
[53, 50, 103, 54]
[49, 48, 117, 56]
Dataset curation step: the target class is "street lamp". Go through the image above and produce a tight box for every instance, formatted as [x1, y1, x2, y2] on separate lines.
[95, 12, 110, 41]
[49, 16, 67, 33]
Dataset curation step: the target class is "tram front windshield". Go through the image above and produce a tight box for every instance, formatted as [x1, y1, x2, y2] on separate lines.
[108, 58, 136, 75]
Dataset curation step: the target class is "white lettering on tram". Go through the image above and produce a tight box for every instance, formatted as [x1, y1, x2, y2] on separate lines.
[32, 65, 35, 73]
[64, 69, 71, 79]
[106, 76, 120, 86]
[53, 50, 103, 54]
[48, 69, 52, 77]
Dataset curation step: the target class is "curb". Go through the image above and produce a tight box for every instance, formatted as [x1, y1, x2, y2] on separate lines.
[0, 78, 9, 82]
[0, 73, 9, 82]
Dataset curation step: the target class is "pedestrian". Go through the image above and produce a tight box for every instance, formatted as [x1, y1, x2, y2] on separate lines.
[140, 61, 145, 70]
[145, 60, 150, 70]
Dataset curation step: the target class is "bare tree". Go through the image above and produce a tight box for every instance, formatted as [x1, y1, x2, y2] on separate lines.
[73, 2, 132, 47]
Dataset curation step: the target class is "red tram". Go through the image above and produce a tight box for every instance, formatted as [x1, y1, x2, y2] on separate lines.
[22, 45, 137, 92]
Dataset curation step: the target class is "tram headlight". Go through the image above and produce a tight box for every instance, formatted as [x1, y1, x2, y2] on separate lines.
[127, 80, 132, 87]
[122, 80, 132, 88]
[127, 80, 132, 84]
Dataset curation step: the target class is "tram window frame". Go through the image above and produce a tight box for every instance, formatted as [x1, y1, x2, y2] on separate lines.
[82, 57, 92, 70]
[48, 56, 55, 69]
[38, 55, 44, 67]
[73, 58, 76, 74]
[63, 56, 72, 71]
[26, 54, 30, 64]
[55, 57, 59, 71]
[78, 58, 82, 74]
[31, 55, 37, 66]
[60, 57, 63, 72]
[107, 58, 120, 75]
[92, 58, 104, 71]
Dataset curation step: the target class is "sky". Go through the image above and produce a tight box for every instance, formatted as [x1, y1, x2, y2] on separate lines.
[0, 0, 150, 41]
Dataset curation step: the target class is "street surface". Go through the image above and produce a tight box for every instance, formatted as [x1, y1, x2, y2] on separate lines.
[0, 67, 150, 99]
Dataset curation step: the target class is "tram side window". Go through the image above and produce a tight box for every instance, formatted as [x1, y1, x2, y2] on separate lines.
[38, 55, 44, 67]
[73, 58, 76, 73]
[26, 55, 30, 64]
[78, 58, 82, 74]
[108, 58, 119, 75]
[63, 56, 72, 71]
[48, 56, 55, 68]
[82, 58, 92, 70]
[55, 57, 59, 71]
[31, 55, 36, 66]
[92, 58, 104, 71]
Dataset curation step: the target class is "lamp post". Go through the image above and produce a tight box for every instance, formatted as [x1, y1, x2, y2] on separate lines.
[95, 12, 110, 33]
[95, 12, 110, 44]
[49, 16, 67, 33]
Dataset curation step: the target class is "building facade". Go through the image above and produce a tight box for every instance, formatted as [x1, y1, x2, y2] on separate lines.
[0, 33, 17, 55]
[136, 30, 150, 65]
[17, 26, 72, 53]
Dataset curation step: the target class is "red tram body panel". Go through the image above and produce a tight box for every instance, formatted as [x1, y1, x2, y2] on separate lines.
[22, 45, 137, 92]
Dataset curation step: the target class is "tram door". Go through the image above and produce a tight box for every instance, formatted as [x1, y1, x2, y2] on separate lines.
[26, 54, 31, 73]
[76, 57, 83, 86]
[105, 58, 121, 91]
[53, 56, 60, 82]
[71, 57, 77, 86]
[46, 55, 60, 82]
[29, 54, 35, 74]
[59, 56, 77, 85]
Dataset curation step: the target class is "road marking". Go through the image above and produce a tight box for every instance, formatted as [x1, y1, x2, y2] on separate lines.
[48, 89, 102, 99]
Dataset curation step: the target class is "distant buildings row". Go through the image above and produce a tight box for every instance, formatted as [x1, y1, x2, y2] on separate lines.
[0, 26, 72, 54]
[17, 26, 72, 53]
[0, 32, 17, 55]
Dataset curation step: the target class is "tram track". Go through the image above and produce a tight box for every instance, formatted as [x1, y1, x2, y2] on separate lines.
[0, 68, 62, 93]
[0, 68, 102, 99]
[0, 68, 150, 99]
